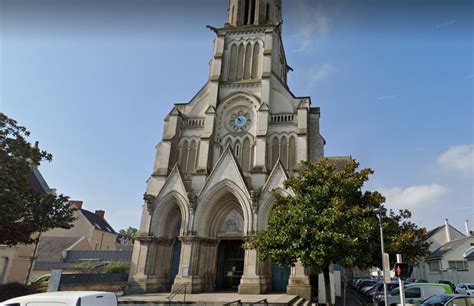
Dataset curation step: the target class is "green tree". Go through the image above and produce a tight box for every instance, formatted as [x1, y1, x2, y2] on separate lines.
[0, 112, 76, 246]
[118, 227, 138, 239]
[253, 159, 430, 305]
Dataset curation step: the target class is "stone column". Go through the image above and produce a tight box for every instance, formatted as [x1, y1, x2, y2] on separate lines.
[287, 260, 312, 301]
[238, 243, 270, 294]
[171, 236, 203, 293]
[145, 238, 174, 292]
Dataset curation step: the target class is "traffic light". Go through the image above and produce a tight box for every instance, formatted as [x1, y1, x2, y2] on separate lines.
[394, 263, 411, 279]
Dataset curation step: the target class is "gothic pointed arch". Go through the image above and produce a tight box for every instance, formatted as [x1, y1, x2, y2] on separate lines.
[194, 147, 252, 237]
[258, 161, 293, 229]
[149, 165, 191, 237]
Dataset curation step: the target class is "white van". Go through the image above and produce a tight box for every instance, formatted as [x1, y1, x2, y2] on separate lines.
[0, 291, 117, 306]
[386, 283, 453, 305]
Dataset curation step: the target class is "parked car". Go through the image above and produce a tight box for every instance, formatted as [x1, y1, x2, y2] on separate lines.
[415, 279, 429, 283]
[371, 282, 400, 304]
[456, 283, 474, 295]
[361, 282, 381, 295]
[380, 283, 453, 306]
[0, 291, 117, 306]
[437, 280, 456, 292]
[356, 280, 378, 291]
[421, 294, 474, 305]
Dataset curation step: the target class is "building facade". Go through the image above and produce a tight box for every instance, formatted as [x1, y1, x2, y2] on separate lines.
[128, 0, 326, 298]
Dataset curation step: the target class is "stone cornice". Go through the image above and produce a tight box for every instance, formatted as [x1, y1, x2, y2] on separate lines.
[216, 24, 276, 36]
[220, 80, 261, 89]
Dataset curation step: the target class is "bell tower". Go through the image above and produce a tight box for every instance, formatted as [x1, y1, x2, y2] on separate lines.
[227, 0, 282, 27]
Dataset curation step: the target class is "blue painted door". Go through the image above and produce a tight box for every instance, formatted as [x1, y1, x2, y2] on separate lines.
[272, 263, 290, 293]
[169, 239, 181, 290]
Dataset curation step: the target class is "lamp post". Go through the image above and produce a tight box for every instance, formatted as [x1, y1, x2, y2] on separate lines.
[374, 207, 388, 306]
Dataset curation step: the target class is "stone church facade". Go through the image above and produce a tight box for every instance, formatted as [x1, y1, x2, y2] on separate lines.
[128, 0, 326, 298]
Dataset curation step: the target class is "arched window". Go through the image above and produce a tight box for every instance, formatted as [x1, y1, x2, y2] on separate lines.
[280, 136, 288, 169]
[229, 44, 238, 80]
[242, 138, 251, 172]
[251, 43, 260, 79]
[180, 140, 189, 173]
[188, 140, 197, 175]
[271, 137, 279, 169]
[244, 43, 252, 79]
[289, 136, 297, 170]
[237, 44, 245, 80]
[235, 141, 241, 159]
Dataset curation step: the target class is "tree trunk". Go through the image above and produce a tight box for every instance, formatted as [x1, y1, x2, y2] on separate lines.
[323, 265, 333, 306]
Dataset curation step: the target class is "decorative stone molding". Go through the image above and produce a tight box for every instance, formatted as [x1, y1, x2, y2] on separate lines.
[250, 187, 262, 213]
[143, 193, 157, 215]
[135, 235, 173, 246]
[187, 191, 198, 212]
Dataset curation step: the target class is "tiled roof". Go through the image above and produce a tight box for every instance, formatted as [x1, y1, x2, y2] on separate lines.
[424, 225, 444, 241]
[37, 236, 83, 254]
[326, 156, 352, 170]
[425, 236, 471, 261]
[80, 209, 116, 234]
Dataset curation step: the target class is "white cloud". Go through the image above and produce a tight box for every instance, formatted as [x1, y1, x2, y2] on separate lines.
[293, 0, 330, 53]
[433, 19, 456, 30]
[379, 184, 449, 210]
[309, 63, 334, 82]
[437, 144, 474, 177]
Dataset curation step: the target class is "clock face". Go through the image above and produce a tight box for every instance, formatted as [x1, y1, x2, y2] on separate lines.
[228, 110, 252, 133]
[234, 115, 247, 127]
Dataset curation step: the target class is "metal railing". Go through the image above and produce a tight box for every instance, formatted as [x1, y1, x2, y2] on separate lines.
[166, 282, 190, 304]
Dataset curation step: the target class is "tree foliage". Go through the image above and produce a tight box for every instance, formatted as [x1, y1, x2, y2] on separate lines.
[0, 112, 76, 246]
[118, 227, 138, 239]
[253, 159, 430, 303]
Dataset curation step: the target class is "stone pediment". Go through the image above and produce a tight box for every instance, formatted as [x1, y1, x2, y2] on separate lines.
[198, 146, 250, 200]
[261, 160, 293, 198]
[155, 164, 189, 203]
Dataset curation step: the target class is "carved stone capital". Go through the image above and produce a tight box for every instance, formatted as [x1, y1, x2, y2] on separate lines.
[143, 193, 157, 215]
[187, 191, 198, 212]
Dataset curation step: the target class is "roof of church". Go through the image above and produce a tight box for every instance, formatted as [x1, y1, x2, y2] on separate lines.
[80, 209, 116, 234]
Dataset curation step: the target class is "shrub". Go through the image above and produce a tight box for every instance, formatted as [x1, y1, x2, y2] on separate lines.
[104, 262, 130, 274]
[0, 282, 37, 302]
[69, 261, 99, 273]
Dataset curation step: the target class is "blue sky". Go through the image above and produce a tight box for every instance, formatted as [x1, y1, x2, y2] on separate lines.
[1, 0, 472, 233]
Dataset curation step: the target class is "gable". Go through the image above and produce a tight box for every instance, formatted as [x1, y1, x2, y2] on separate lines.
[198, 146, 250, 199]
[156, 165, 189, 202]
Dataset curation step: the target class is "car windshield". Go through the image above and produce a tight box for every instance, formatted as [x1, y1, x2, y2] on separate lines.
[468, 285, 474, 289]
[390, 288, 400, 296]
[422, 295, 451, 305]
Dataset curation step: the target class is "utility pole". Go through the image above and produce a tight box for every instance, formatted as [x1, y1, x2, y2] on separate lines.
[374, 207, 389, 306]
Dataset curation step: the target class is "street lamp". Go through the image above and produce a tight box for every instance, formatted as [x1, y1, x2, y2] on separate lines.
[374, 207, 388, 306]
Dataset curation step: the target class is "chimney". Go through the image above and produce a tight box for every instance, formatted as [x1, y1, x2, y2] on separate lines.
[445, 219, 451, 242]
[465, 220, 471, 236]
[70, 200, 83, 209]
[95, 210, 105, 218]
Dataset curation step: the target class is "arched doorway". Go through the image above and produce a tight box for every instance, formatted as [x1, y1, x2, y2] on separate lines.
[148, 199, 184, 292]
[214, 207, 245, 291]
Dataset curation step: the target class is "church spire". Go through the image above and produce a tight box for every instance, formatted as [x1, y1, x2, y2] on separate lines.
[227, 0, 282, 27]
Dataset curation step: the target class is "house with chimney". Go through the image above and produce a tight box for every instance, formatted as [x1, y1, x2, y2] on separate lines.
[412, 219, 473, 284]
[44, 201, 117, 251]
[27, 201, 120, 280]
